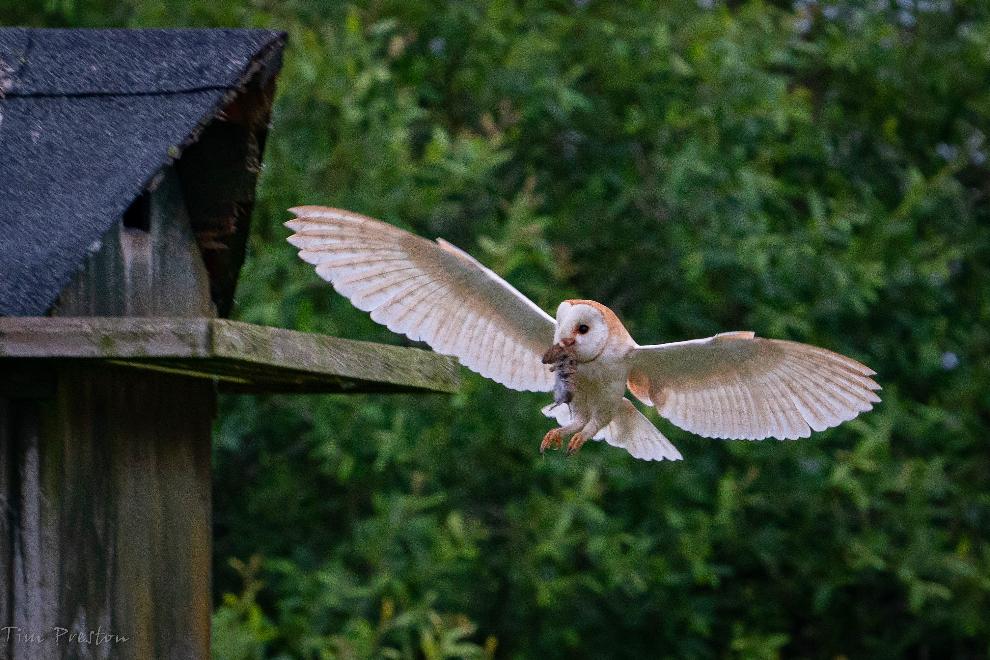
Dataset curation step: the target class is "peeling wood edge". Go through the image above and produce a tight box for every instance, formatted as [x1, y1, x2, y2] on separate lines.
[0, 317, 460, 394]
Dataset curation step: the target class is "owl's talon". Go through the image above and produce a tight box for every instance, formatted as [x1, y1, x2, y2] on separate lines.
[540, 428, 563, 453]
[566, 432, 588, 455]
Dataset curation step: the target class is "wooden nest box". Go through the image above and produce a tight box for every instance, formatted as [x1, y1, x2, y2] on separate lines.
[0, 28, 458, 659]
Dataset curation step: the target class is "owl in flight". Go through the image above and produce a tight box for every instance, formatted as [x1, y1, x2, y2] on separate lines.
[286, 207, 880, 462]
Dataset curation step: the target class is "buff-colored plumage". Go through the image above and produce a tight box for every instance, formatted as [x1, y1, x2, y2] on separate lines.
[286, 206, 554, 392]
[286, 206, 881, 462]
[627, 334, 880, 441]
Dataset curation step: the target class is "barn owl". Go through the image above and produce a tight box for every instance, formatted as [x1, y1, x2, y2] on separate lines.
[286, 206, 880, 462]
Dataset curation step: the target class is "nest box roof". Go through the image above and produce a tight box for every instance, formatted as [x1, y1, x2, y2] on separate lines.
[0, 28, 286, 316]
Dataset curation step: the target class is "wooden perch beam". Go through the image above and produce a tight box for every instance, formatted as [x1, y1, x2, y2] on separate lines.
[0, 317, 460, 394]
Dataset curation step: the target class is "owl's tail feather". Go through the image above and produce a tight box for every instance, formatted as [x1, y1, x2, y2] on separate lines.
[541, 398, 682, 462]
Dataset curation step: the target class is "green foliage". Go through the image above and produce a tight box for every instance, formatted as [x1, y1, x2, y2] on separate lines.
[213, 556, 278, 660]
[9, 0, 990, 657]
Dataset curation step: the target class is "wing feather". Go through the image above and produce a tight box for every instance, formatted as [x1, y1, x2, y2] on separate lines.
[628, 332, 880, 440]
[286, 206, 555, 391]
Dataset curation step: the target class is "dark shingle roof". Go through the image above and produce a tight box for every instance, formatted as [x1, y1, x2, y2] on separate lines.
[0, 28, 285, 316]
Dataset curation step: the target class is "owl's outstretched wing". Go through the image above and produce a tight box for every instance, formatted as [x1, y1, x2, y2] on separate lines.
[286, 206, 555, 392]
[627, 332, 880, 440]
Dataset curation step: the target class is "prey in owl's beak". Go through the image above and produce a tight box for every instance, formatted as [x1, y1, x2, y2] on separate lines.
[541, 337, 575, 364]
[541, 337, 579, 454]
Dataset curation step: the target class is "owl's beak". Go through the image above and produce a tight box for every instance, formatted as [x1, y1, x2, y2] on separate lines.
[542, 338, 575, 364]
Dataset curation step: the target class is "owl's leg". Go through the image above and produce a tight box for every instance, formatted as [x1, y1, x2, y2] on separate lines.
[566, 418, 607, 455]
[565, 432, 588, 455]
[540, 428, 563, 453]
[541, 417, 584, 454]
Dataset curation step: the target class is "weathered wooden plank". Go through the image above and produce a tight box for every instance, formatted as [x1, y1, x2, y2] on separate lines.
[210, 320, 461, 393]
[0, 366, 212, 659]
[0, 317, 212, 359]
[0, 318, 461, 394]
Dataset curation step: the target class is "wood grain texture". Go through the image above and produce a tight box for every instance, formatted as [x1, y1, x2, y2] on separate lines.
[0, 318, 460, 394]
[0, 366, 213, 659]
[0, 150, 217, 659]
[0, 398, 11, 653]
[52, 168, 215, 318]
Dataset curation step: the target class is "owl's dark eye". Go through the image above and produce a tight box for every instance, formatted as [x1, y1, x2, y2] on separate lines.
[577, 324, 590, 335]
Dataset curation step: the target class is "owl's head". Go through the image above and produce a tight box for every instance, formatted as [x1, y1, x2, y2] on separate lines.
[547, 300, 614, 362]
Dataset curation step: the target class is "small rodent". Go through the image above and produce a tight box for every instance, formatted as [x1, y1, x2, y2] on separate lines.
[549, 353, 577, 407]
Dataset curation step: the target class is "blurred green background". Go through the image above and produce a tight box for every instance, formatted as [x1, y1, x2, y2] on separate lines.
[7, 1, 990, 657]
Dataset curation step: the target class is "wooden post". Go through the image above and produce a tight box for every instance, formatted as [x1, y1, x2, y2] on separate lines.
[1, 168, 216, 659]
[0, 169, 458, 659]
[0, 30, 458, 658]
[1, 367, 213, 659]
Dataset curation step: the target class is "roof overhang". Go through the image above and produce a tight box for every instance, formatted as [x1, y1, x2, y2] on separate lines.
[0, 28, 286, 316]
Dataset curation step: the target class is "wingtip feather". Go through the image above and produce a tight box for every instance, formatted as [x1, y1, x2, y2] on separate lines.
[288, 205, 333, 216]
[285, 218, 309, 232]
